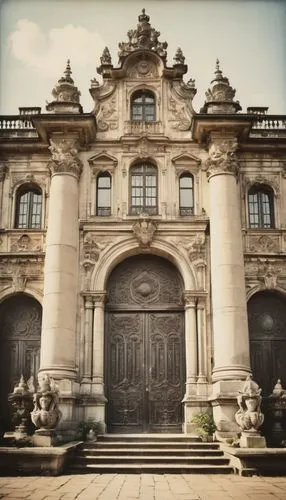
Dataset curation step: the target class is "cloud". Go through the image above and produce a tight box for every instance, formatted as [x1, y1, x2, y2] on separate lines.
[8, 19, 105, 78]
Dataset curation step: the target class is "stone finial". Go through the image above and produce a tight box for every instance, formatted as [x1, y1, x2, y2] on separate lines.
[46, 59, 82, 113]
[118, 9, 168, 61]
[100, 47, 112, 65]
[235, 375, 266, 448]
[201, 59, 241, 114]
[271, 379, 286, 398]
[174, 47, 185, 65]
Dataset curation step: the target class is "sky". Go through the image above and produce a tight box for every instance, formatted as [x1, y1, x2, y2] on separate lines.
[0, 0, 285, 115]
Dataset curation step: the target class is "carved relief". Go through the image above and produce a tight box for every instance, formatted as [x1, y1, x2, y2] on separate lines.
[263, 263, 282, 289]
[0, 257, 44, 284]
[127, 60, 158, 78]
[205, 136, 239, 178]
[178, 234, 206, 262]
[97, 97, 118, 131]
[168, 96, 191, 131]
[247, 234, 279, 253]
[132, 218, 157, 246]
[0, 163, 7, 181]
[48, 138, 82, 179]
[107, 255, 183, 307]
[0, 294, 42, 339]
[10, 173, 48, 192]
[81, 234, 115, 291]
[10, 234, 42, 253]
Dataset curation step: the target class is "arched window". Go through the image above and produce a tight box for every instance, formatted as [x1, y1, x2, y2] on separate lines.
[96, 172, 111, 216]
[15, 185, 42, 229]
[248, 185, 274, 228]
[179, 173, 194, 216]
[131, 90, 156, 122]
[130, 163, 157, 215]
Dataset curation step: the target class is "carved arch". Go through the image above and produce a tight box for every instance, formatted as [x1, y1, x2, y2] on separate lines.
[90, 237, 197, 291]
[246, 283, 286, 301]
[0, 286, 43, 306]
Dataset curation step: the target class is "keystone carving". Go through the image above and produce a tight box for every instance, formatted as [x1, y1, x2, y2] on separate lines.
[133, 218, 157, 246]
[48, 138, 83, 179]
[205, 137, 239, 178]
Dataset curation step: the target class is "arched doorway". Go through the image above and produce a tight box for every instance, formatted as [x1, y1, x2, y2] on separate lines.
[0, 294, 42, 428]
[248, 290, 286, 396]
[105, 255, 185, 433]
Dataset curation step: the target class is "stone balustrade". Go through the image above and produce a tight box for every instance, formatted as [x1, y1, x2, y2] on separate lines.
[0, 115, 38, 138]
[250, 115, 286, 138]
[124, 120, 162, 134]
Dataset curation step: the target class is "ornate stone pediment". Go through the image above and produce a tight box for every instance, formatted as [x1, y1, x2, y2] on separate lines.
[172, 153, 201, 176]
[88, 151, 118, 176]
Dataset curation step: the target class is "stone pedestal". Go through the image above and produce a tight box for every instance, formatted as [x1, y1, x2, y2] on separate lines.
[240, 432, 266, 448]
[32, 429, 58, 447]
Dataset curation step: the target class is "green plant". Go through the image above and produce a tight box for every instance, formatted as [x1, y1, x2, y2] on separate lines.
[77, 418, 99, 439]
[191, 410, 216, 438]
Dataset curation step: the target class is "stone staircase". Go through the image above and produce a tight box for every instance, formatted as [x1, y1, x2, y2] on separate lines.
[69, 434, 234, 474]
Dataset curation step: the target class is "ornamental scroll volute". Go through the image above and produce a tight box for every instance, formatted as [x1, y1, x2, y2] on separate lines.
[204, 135, 239, 179]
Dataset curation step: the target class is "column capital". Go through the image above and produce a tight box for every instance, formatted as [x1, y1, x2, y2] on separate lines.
[93, 291, 108, 305]
[84, 295, 94, 309]
[183, 291, 196, 307]
[48, 137, 83, 179]
[205, 133, 239, 180]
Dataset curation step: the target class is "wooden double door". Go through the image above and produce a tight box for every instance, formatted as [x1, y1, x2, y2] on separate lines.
[105, 255, 185, 433]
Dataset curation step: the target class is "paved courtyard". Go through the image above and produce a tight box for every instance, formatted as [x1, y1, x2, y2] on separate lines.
[0, 474, 286, 500]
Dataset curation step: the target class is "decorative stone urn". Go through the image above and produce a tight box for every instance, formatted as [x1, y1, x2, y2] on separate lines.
[8, 375, 35, 440]
[235, 375, 266, 448]
[31, 374, 62, 447]
[267, 379, 286, 447]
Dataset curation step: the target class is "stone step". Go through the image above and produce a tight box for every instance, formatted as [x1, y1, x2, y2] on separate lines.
[79, 448, 224, 457]
[69, 463, 233, 474]
[85, 441, 219, 449]
[96, 434, 202, 443]
[75, 455, 229, 465]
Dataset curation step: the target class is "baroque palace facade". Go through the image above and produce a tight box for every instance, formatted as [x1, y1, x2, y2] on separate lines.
[0, 10, 286, 439]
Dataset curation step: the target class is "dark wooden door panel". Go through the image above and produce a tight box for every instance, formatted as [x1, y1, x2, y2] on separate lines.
[148, 313, 184, 432]
[106, 313, 145, 433]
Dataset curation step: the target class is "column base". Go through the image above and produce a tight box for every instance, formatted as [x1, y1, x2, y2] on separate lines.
[209, 380, 245, 441]
[240, 432, 266, 449]
[212, 365, 251, 382]
[38, 366, 77, 380]
[32, 429, 58, 447]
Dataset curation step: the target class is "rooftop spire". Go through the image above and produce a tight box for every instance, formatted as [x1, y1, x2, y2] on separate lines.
[46, 59, 82, 114]
[117, 9, 168, 61]
[201, 59, 241, 114]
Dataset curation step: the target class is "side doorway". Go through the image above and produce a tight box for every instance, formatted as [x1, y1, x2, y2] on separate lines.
[248, 290, 286, 395]
[0, 295, 42, 429]
[105, 255, 185, 433]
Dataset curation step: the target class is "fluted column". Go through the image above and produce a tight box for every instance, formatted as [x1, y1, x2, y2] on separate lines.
[183, 292, 198, 395]
[206, 132, 250, 382]
[82, 295, 94, 381]
[92, 291, 107, 395]
[39, 137, 82, 379]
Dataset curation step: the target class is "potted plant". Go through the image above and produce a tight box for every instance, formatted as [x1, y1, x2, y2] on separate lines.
[191, 410, 216, 441]
[77, 418, 99, 441]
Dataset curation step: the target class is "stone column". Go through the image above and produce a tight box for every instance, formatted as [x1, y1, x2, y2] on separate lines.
[184, 292, 198, 391]
[82, 295, 94, 383]
[0, 163, 7, 227]
[206, 132, 250, 384]
[182, 292, 198, 433]
[197, 297, 207, 384]
[39, 137, 82, 380]
[92, 291, 107, 396]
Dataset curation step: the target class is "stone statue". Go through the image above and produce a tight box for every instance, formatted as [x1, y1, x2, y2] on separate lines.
[31, 375, 62, 430]
[235, 375, 266, 447]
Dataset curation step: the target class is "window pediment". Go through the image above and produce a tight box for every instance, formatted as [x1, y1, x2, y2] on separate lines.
[172, 153, 201, 176]
[88, 151, 118, 176]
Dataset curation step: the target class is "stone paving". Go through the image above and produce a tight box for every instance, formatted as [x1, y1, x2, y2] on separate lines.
[0, 474, 286, 500]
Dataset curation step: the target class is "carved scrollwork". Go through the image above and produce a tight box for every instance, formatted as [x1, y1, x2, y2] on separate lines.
[132, 218, 157, 246]
[48, 138, 82, 179]
[247, 234, 279, 253]
[10, 234, 42, 253]
[204, 136, 239, 178]
[243, 174, 280, 197]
